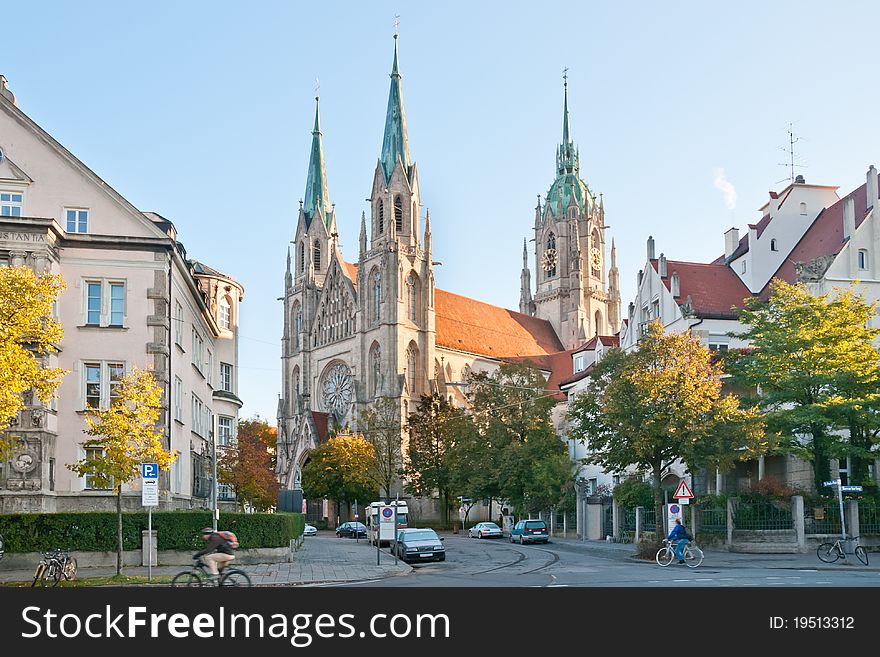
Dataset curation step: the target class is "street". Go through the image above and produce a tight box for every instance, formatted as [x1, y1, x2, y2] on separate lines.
[317, 533, 880, 588]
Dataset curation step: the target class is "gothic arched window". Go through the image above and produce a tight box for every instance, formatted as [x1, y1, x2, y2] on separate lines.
[299, 241, 305, 273]
[406, 345, 418, 396]
[378, 199, 385, 234]
[545, 232, 557, 278]
[292, 365, 300, 398]
[313, 240, 321, 270]
[371, 269, 382, 324]
[394, 195, 403, 232]
[292, 301, 302, 349]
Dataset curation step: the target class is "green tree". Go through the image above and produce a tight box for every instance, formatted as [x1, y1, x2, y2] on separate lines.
[729, 279, 880, 491]
[0, 266, 66, 461]
[68, 368, 177, 575]
[301, 434, 379, 518]
[218, 417, 280, 511]
[359, 396, 403, 499]
[567, 323, 766, 544]
[404, 394, 465, 525]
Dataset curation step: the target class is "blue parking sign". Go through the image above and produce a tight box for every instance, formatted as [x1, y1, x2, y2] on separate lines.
[141, 463, 158, 479]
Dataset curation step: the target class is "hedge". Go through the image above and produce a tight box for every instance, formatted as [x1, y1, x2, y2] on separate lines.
[0, 511, 304, 553]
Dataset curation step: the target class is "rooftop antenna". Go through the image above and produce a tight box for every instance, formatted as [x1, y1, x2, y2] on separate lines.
[776, 122, 807, 184]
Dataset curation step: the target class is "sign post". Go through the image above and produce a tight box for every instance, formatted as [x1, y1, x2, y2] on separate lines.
[667, 503, 683, 535]
[141, 463, 159, 582]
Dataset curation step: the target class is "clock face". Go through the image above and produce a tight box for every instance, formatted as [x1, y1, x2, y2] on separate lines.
[541, 248, 558, 272]
[590, 247, 602, 270]
[321, 363, 353, 418]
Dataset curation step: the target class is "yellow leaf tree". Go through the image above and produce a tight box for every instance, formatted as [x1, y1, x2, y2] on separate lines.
[0, 265, 67, 462]
[68, 367, 177, 575]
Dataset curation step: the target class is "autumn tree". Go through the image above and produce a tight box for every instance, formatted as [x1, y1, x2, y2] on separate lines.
[404, 394, 466, 525]
[68, 368, 177, 575]
[301, 434, 379, 519]
[0, 266, 66, 461]
[729, 279, 880, 491]
[359, 396, 403, 499]
[217, 417, 280, 511]
[567, 323, 766, 543]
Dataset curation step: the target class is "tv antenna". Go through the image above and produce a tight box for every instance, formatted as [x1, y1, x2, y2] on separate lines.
[777, 122, 807, 184]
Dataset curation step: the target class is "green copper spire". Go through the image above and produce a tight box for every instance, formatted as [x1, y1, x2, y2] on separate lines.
[557, 70, 578, 176]
[545, 71, 593, 217]
[303, 95, 330, 227]
[380, 33, 411, 183]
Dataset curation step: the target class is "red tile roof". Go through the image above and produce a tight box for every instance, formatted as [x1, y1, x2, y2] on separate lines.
[651, 259, 752, 319]
[341, 261, 359, 288]
[311, 411, 330, 443]
[435, 289, 564, 359]
[505, 349, 575, 402]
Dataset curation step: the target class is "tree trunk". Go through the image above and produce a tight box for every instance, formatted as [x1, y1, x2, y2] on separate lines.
[653, 459, 664, 546]
[116, 484, 123, 576]
[812, 426, 831, 493]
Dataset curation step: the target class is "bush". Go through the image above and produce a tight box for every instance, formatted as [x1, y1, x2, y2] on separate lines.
[635, 532, 662, 560]
[613, 479, 653, 509]
[0, 511, 303, 553]
[740, 476, 804, 502]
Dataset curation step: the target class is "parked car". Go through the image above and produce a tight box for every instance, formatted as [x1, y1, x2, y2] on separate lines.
[509, 519, 549, 544]
[467, 522, 503, 539]
[303, 524, 318, 537]
[392, 528, 446, 563]
[335, 522, 368, 538]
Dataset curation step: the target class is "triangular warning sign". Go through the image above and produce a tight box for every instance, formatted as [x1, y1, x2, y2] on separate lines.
[673, 480, 694, 499]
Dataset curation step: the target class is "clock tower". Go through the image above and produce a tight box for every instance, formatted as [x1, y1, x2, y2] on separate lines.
[523, 73, 620, 349]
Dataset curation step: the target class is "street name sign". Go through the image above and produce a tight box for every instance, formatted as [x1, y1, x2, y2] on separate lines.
[841, 485, 863, 492]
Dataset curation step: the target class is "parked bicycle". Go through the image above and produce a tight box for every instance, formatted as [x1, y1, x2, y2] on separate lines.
[31, 548, 78, 587]
[0, 533, 5, 563]
[170, 557, 252, 587]
[656, 539, 704, 568]
[817, 536, 868, 565]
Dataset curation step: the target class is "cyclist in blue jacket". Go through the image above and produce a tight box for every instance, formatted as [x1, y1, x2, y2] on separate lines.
[667, 519, 690, 564]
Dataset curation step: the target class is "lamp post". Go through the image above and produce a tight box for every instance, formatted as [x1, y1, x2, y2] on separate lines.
[211, 428, 218, 531]
[575, 477, 590, 542]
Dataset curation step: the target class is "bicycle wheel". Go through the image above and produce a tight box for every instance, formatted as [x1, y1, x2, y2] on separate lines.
[0, 533, 5, 561]
[63, 557, 78, 580]
[684, 545, 704, 568]
[855, 546, 869, 566]
[171, 570, 203, 587]
[31, 562, 46, 588]
[47, 562, 63, 587]
[816, 542, 840, 563]
[656, 547, 674, 567]
[220, 569, 252, 587]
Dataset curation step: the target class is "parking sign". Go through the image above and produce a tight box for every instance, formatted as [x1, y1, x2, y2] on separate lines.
[141, 463, 159, 507]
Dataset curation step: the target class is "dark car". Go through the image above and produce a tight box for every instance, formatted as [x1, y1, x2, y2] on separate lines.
[335, 522, 367, 538]
[509, 519, 549, 544]
[392, 528, 445, 563]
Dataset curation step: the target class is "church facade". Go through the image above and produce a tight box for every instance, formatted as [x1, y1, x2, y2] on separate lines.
[276, 36, 621, 517]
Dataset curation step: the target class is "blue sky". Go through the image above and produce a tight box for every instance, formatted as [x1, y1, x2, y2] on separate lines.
[4, 1, 880, 422]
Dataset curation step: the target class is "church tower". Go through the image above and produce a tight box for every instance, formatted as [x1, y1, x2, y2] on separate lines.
[527, 73, 620, 348]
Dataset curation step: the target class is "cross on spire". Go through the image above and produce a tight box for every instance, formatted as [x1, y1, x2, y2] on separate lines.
[393, 14, 400, 35]
[315, 77, 320, 98]
[563, 67, 568, 86]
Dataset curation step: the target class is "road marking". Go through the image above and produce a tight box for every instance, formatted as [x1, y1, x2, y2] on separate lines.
[816, 581, 833, 584]
[798, 569, 818, 572]
[695, 578, 713, 581]
[673, 579, 689, 582]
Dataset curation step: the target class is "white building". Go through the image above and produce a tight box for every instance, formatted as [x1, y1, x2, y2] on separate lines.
[0, 76, 244, 512]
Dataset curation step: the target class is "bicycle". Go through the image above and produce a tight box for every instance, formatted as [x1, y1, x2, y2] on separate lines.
[0, 533, 4, 563]
[170, 557, 252, 587]
[31, 549, 77, 587]
[817, 536, 868, 565]
[656, 539, 704, 568]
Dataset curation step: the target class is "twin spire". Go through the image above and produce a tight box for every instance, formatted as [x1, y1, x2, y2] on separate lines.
[302, 34, 412, 229]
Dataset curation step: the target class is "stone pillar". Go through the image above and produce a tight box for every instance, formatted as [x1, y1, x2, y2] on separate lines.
[586, 500, 603, 540]
[726, 497, 735, 547]
[691, 502, 699, 537]
[716, 468, 723, 494]
[845, 500, 859, 540]
[635, 506, 643, 544]
[793, 495, 805, 552]
[612, 498, 621, 539]
[758, 456, 765, 481]
[576, 492, 585, 538]
[142, 530, 157, 567]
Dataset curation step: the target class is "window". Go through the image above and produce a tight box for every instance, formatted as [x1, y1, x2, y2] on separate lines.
[174, 302, 183, 346]
[84, 448, 112, 490]
[192, 395, 205, 436]
[219, 296, 231, 329]
[65, 208, 89, 233]
[378, 199, 385, 234]
[406, 347, 417, 395]
[406, 273, 419, 321]
[800, 202, 807, 215]
[191, 328, 204, 372]
[86, 282, 101, 325]
[84, 361, 124, 409]
[394, 195, 403, 232]
[218, 416, 235, 447]
[574, 355, 585, 372]
[838, 458, 850, 486]
[292, 302, 302, 349]
[1, 191, 23, 216]
[207, 349, 214, 386]
[220, 363, 233, 392]
[109, 283, 124, 326]
[218, 484, 234, 501]
[174, 376, 183, 421]
[741, 260, 747, 274]
[858, 249, 868, 270]
[651, 299, 660, 320]
[313, 240, 321, 270]
[588, 478, 598, 496]
[770, 239, 778, 252]
[299, 241, 305, 273]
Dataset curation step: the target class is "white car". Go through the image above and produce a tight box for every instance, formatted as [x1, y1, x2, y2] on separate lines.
[303, 524, 318, 536]
[468, 522, 503, 539]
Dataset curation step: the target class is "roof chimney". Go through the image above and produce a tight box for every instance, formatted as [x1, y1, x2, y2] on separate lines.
[867, 165, 878, 211]
[724, 227, 740, 259]
[0, 76, 15, 106]
[670, 271, 680, 297]
[844, 195, 856, 241]
[646, 235, 655, 261]
[658, 253, 667, 278]
[794, 174, 805, 184]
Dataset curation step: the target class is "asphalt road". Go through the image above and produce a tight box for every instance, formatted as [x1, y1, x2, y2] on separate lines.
[337, 534, 880, 588]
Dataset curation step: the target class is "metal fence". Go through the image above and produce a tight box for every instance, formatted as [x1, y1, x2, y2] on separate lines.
[643, 508, 657, 533]
[603, 504, 614, 538]
[697, 504, 727, 533]
[733, 499, 793, 530]
[620, 508, 636, 541]
[804, 502, 842, 535]
[859, 503, 880, 535]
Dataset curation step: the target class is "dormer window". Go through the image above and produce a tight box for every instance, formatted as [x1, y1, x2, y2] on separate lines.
[858, 249, 869, 270]
[574, 355, 585, 372]
[770, 239, 778, 252]
[800, 202, 807, 215]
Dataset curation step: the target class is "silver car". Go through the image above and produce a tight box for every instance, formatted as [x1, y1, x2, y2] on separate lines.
[303, 524, 318, 536]
[392, 528, 446, 563]
[467, 522, 503, 539]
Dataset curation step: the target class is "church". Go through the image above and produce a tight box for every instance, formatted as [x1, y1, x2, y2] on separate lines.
[276, 34, 621, 518]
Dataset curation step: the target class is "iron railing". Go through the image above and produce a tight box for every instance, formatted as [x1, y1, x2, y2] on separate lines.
[859, 503, 880, 535]
[603, 505, 613, 538]
[697, 505, 727, 533]
[733, 499, 793, 530]
[804, 503, 842, 535]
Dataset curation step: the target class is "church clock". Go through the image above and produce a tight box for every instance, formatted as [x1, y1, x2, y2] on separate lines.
[590, 247, 602, 272]
[541, 248, 558, 272]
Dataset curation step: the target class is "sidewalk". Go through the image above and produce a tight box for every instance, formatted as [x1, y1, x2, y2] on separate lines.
[0, 533, 411, 586]
[549, 535, 880, 572]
